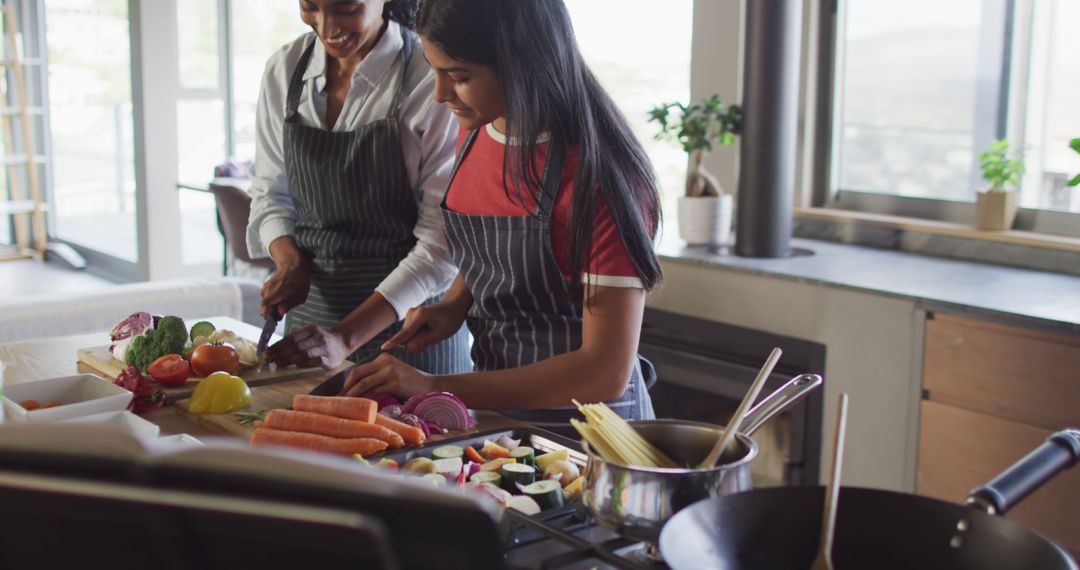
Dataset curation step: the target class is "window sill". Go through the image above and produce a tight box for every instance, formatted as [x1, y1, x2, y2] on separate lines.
[795, 207, 1080, 254]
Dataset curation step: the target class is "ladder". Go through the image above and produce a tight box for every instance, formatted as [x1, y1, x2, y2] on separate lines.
[0, 0, 46, 261]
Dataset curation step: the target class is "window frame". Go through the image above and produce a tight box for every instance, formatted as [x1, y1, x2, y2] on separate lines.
[808, 0, 1080, 239]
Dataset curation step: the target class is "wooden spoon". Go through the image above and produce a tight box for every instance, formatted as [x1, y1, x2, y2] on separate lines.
[810, 392, 850, 570]
[699, 347, 782, 468]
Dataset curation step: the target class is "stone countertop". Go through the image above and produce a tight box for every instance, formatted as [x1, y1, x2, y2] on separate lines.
[657, 238, 1080, 334]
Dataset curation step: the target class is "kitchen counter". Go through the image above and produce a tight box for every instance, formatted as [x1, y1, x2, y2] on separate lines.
[658, 238, 1080, 334]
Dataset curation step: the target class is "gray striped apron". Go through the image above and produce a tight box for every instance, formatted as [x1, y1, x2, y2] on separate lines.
[440, 129, 655, 436]
[282, 30, 470, 374]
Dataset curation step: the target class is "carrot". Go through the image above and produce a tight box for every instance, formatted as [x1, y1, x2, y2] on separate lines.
[375, 414, 426, 446]
[292, 395, 377, 423]
[263, 409, 404, 448]
[250, 427, 389, 457]
[21, 400, 40, 411]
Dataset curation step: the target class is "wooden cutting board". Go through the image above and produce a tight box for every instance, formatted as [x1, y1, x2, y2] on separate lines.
[76, 345, 325, 403]
[173, 376, 326, 438]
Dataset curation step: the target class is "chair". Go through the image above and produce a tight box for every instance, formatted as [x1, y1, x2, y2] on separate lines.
[207, 182, 276, 276]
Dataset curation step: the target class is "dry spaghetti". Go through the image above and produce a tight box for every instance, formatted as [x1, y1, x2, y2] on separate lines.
[571, 400, 678, 468]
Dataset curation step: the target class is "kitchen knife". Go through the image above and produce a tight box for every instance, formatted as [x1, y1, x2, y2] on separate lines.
[307, 347, 404, 397]
[255, 311, 281, 361]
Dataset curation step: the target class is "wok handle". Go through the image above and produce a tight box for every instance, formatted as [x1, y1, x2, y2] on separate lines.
[967, 429, 1080, 515]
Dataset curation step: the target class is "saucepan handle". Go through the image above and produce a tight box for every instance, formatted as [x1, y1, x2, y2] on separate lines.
[741, 373, 822, 436]
[967, 429, 1080, 515]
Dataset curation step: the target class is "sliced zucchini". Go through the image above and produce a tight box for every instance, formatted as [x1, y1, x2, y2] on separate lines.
[419, 472, 447, 486]
[521, 479, 565, 510]
[432, 445, 465, 460]
[500, 462, 537, 492]
[535, 448, 569, 471]
[469, 470, 502, 486]
[509, 445, 536, 466]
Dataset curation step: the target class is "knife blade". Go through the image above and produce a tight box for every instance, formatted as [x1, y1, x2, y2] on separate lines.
[255, 312, 281, 361]
[307, 347, 404, 397]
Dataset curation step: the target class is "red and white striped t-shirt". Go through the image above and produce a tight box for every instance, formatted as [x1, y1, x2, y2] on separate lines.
[445, 124, 643, 289]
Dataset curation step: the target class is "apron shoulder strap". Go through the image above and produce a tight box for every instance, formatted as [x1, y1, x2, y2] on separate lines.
[535, 138, 566, 218]
[440, 129, 480, 208]
[285, 34, 318, 123]
[387, 25, 415, 119]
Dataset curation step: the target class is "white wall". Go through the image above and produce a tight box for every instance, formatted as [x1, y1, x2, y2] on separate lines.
[647, 260, 924, 492]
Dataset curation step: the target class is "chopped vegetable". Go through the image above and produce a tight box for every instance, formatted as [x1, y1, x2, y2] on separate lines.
[261, 409, 404, 448]
[187, 371, 252, 414]
[380, 404, 403, 419]
[543, 459, 580, 485]
[292, 395, 377, 423]
[188, 321, 215, 342]
[479, 457, 515, 472]
[432, 445, 464, 460]
[20, 399, 40, 411]
[564, 476, 584, 500]
[397, 413, 430, 438]
[419, 473, 447, 486]
[125, 316, 188, 372]
[465, 445, 485, 464]
[193, 329, 259, 368]
[521, 480, 565, 510]
[495, 435, 521, 450]
[353, 454, 370, 466]
[509, 446, 536, 466]
[500, 462, 536, 493]
[366, 392, 402, 411]
[469, 471, 502, 486]
[250, 428, 388, 456]
[377, 458, 399, 471]
[403, 457, 436, 474]
[480, 441, 511, 460]
[506, 495, 542, 515]
[235, 410, 268, 425]
[375, 414, 426, 446]
[409, 392, 474, 431]
[433, 457, 463, 479]
[147, 354, 190, 386]
[109, 312, 153, 359]
[535, 449, 569, 472]
[114, 365, 165, 415]
[466, 482, 512, 505]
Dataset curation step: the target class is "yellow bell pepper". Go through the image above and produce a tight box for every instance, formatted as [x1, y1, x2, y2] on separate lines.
[187, 371, 252, 414]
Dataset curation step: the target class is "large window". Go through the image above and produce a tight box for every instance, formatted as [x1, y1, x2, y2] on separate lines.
[46, 0, 137, 261]
[828, 0, 1080, 231]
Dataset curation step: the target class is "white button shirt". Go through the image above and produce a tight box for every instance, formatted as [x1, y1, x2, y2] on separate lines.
[247, 21, 458, 319]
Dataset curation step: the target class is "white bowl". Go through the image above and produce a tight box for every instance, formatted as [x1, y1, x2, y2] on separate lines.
[63, 410, 160, 439]
[1, 374, 133, 423]
[158, 433, 205, 447]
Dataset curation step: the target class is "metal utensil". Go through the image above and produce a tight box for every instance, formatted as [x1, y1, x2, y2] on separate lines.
[255, 311, 281, 361]
[700, 347, 782, 468]
[811, 392, 849, 570]
[580, 372, 822, 546]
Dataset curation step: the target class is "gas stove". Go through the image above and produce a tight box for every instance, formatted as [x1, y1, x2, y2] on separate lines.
[501, 505, 667, 570]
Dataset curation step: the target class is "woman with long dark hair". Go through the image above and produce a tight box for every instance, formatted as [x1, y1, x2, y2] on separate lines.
[247, 0, 471, 374]
[341, 0, 663, 432]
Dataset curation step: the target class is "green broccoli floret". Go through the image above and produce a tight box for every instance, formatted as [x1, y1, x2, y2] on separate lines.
[125, 316, 189, 372]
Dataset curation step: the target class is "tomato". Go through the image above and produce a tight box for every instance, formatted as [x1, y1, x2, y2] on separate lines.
[20, 400, 40, 411]
[43, 401, 63, 409]
[190, 343, 240, 377]
[147, 354, 191, 386]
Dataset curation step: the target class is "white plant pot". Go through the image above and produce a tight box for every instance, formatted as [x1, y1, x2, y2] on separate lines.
[677, 195, 733, 246]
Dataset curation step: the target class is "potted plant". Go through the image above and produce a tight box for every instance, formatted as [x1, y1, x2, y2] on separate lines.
[1068, 138, 1080, 188]
[649, 95, 742, 246]
[975, 139, 1025, 231]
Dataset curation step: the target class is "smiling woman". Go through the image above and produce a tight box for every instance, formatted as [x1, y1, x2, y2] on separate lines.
[244, 0, 472, 375]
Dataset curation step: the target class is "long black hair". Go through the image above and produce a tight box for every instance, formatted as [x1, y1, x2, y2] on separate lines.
[417, 0, 662, 294]
[385, 0, 420, 28]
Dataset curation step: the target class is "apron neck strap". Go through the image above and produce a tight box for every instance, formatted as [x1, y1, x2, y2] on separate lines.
[441, 128, 480, 208]
[284, 34, 317, 123]
[387, 24, 414, 119]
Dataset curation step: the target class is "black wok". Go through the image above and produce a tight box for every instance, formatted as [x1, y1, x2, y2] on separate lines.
[659, 429, 1080, 570]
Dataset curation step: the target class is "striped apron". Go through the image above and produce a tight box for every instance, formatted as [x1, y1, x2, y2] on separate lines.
[440, 130, 655, 436]
[282, 30, 471, 374]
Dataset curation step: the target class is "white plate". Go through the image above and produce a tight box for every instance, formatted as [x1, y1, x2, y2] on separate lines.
[158, 433, 205, 447]
[63, 410, 160, 439]
[2, 374, 133, 423]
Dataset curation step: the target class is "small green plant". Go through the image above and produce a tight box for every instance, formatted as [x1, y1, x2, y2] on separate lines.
[649, 95, 742, 197]
[1068, 138, 1080, 187]
[977, 139, 1025, 192]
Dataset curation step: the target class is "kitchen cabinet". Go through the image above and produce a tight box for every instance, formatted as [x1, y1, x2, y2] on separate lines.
[918, 313, 1080, 556]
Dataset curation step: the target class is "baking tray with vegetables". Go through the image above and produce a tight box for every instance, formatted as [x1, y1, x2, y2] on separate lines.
[358, 427, 587, 517]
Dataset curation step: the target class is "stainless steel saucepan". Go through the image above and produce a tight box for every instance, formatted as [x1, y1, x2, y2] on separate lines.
[581, 373, 822, 545]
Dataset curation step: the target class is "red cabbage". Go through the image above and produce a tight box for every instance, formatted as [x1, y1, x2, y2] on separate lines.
[412, 392, 474, 431]
[110, 312, 153, 341]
